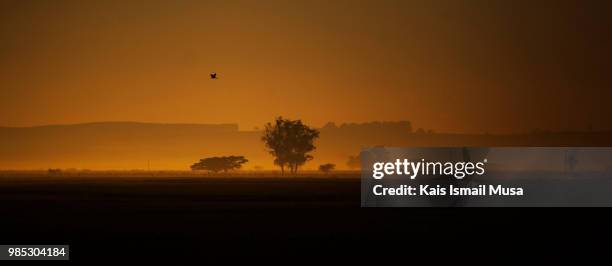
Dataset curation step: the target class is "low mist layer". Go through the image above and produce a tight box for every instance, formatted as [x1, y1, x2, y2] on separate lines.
[1, 121, 612, 171]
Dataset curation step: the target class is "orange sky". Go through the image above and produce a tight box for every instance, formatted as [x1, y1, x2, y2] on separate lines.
[1, 0, 611, 133]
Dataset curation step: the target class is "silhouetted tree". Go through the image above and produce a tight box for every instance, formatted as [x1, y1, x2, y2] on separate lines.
[262, 117, 320, 175]
[346, 155, 361, 170]
[191, 156, 248, 173]
[319, 163, 335, 174]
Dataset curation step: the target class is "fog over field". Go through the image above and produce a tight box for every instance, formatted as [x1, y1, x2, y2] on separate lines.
[2, 121, 611, 171]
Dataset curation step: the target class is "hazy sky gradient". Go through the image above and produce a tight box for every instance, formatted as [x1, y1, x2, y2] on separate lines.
[1, 0, 611, 133]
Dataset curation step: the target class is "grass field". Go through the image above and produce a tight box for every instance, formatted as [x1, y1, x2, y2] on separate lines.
[0, 172, 607, 259]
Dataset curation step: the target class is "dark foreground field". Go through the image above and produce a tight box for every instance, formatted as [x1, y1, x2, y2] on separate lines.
[0, 173, 608, 260]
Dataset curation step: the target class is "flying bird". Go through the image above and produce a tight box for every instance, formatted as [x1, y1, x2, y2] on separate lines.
[210, 72, 217, 79]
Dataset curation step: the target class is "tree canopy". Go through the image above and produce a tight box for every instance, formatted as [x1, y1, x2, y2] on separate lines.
[262, 117, 319, 175]
[319, 163, 335, 173]
[190, 156, 248, 173]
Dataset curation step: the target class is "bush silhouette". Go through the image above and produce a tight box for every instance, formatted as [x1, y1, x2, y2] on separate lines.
[191, 156, 248, 173]
[318, 163, 335, 174]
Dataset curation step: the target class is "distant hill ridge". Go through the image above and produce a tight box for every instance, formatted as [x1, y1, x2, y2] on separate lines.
[0, 121, 239, 131]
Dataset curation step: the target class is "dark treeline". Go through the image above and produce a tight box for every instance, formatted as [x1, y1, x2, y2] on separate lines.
[321, 121, 413, 133]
